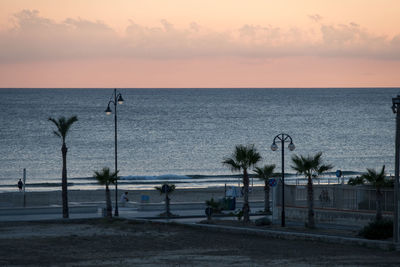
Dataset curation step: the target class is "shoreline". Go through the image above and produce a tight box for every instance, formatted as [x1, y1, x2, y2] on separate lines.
[0, 172, 354, 193]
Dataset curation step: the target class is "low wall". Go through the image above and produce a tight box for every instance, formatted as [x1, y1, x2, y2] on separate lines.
[0, 205, 99, 216]
[132, 202, 206, 211]
[133, 200, 265, 211]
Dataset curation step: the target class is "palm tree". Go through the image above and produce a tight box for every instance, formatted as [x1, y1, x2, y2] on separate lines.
[94, 167, 118, 218]
[223, 144, 262, 223]
[348, 165, 389, 221]
[254, 164, 276, 213]
[155, 183, 176, 217]
[49, 115, 78, 218]
[291, 152, 333, 228]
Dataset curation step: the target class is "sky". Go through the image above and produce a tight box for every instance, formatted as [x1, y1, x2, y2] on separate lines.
[0, 0, 399, 88]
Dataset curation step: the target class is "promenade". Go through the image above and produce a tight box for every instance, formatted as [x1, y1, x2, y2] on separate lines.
[0, 200, 397, 251]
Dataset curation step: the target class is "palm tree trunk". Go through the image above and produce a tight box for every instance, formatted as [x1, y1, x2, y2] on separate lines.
[61, 143, 69, 219]
[264, 181, 270, 213]
[166, 193, 170, 217]
[376, 188, 383, 221]
[105, 184, 112, 217]
[243, 169, 250, 223]
[307, 175, 315, 228]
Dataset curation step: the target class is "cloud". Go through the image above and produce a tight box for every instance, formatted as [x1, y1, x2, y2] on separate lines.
[318, 23, 400, 59]
[308, 14, 323, 23]
[0, 10, 121, 62]
[0, 10, 400, 63]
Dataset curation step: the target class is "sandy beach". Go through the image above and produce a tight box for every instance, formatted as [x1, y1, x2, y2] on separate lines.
[0, 186, 266, 207]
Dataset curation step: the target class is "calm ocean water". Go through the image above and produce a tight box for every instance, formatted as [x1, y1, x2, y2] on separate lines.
[0, 88, 398, 191]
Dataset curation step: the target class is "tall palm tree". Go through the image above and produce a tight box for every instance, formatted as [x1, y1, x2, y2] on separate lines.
[291, 152, 333, 228]
[254, 164, 276, 213]
[223, 144, 262, 223]
[348, 165, 388, 221]
[49, 115, 78, 218]
[94, 167, 118, 218]
[155, 183, 176, 217]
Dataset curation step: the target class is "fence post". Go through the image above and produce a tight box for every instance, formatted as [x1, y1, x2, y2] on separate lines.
[355, 188, 358, 210]
[23, 168, 26, 207]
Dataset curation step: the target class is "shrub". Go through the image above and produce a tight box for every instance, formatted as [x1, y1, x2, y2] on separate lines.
[359, 219, 393, 240]
[255, 216, 271, 226]
[205, 198, 222, 213]
[234, 209, 243, 221]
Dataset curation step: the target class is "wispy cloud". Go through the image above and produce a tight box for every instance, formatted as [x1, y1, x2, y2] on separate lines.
[0, 9, 399, 63]
[308, 14, 323, 23]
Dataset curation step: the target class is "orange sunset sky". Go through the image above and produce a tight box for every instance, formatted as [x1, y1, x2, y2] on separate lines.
[0, 0, 399, 88]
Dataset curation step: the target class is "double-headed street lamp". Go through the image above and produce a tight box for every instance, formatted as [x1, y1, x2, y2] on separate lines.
[271, 133, 295, 227]
[105, 89, 124, 216]
[391, 95, 400, 245]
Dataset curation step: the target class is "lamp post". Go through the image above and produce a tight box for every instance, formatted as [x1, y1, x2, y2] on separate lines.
[391, 95, 400, 245]
[105, 89, 124, 216]
[271, 133, 295, 227]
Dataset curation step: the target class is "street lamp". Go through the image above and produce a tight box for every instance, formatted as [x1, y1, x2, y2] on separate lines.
[271, 133, 295, 227]
[391, 95, 400, 245]
[105, 89, 124, 216]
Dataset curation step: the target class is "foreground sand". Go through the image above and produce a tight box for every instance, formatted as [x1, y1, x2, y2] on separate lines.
[1, 186, 266, 207]
[0, 219, 399, 266]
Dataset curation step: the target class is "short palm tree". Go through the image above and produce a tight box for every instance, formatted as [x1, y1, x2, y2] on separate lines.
[348, 165, 388, 221]
[94, 167, 118, 218]
[155, 183, 176, 217]
[254, 164, 276, 213]
[223, 144, 262, 223]
[49, 115, 78, 218]
[291, 152, 333, 228]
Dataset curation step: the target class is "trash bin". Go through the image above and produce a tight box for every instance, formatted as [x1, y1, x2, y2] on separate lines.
[227, 197, 236, 210]
[219, 197, 236, 210]
[141, 195, 150, 203]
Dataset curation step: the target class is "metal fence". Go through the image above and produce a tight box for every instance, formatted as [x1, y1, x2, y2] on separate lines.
[280, 184, 394, 212]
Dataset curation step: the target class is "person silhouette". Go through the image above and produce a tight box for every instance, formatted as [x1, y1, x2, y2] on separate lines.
[18, 179, 23, 192]
[120, 191, 129, 207]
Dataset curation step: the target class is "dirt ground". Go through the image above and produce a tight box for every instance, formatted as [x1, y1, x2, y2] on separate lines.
[0, 218, 399, 266]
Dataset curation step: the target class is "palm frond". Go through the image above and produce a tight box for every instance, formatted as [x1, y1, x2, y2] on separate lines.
[348, 176, 365, 185]
[155, 183, 176, 195]
[52, 130, 61, 138]
[155, 186, 162, 194]
[223, 144, 261, 173]
[317, 164, 333, 175]
[222, 158, 241, 172]
[93, 167, 118, 185]
[360, 165, 387, 187]
[49, 115, 78, 140]
[254, 164, 276, 181]
[48, 117, 62, 133]
[291, 152, 332, 179]
[291, 154, 305, 174]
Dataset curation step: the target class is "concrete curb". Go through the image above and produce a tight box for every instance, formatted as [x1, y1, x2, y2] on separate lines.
[0, 205, 99, 216]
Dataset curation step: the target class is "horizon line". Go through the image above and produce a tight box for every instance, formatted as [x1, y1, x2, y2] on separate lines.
[1, 86, 400, 90]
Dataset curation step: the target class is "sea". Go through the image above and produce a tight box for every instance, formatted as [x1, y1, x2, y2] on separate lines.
[0, 88, 399, 192]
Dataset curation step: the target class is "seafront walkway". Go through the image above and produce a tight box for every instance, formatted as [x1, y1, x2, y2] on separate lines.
[0, 201, 397, 250]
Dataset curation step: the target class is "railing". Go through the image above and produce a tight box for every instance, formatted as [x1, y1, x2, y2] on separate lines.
[279, 184, 394, 212]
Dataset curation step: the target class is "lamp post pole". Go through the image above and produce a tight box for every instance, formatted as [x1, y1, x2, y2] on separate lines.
[271, 133, 295, 227]
[105, 89, 124, 217]
[391, 95, 400, 245]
